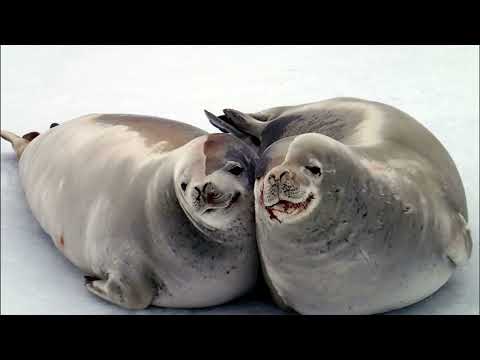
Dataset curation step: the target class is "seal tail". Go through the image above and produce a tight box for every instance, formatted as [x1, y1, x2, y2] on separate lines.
[0, 129, 39, 160]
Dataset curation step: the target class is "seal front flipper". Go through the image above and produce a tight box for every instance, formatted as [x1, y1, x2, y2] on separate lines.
[85, 270, 155, 310]
[446, 213, 473, 267]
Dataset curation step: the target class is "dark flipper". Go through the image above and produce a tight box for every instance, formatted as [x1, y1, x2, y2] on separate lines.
[221, 109, 266, 138]
[22, 131, 40, 141]
[204, 110, 246, 137]
[204, 109, 263, 151]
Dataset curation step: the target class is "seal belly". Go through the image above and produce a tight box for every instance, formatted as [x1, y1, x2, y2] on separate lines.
[17, 114, 206, 273]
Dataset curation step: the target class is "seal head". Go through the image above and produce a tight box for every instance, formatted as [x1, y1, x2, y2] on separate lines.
[174, 133, 257, 233]
[255, 132, 369, 236]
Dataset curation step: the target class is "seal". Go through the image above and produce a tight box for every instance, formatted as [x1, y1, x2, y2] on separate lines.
[1, 114, 259, 310]
[206, 97, 473, 314]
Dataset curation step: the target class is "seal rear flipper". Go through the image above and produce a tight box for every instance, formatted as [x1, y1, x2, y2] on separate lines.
[446, 213, 473, 267]
[222, 109, 267, 139]
[204, 110, 262, 150]
[0, 130, 35, 160]
[204, 110, 247, 137]
[205, 109, 266, 140]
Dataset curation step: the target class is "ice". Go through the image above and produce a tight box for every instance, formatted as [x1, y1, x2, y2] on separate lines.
[1, 45, 478, 314]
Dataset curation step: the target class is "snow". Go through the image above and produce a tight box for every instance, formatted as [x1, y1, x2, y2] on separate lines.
[1, 45, 478, 314]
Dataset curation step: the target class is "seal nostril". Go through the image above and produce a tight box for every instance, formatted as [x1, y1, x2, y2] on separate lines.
[268, 174, 277, 184]
[181, 182, 187, 191]
[203, 182, 218, 195]
[280, 170, 290, 181]
[193, 186, 202, 198]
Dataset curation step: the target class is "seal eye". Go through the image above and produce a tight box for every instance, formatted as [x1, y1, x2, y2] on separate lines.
[305, 166, 321, 176]
[228, 165, 244, 176]
[181, 182, 187, 191]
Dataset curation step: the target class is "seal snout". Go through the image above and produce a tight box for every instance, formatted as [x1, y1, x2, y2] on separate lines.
[190, 181, 240, 214]
[260, 165, 316, 223]
[263, 167, 307, 207]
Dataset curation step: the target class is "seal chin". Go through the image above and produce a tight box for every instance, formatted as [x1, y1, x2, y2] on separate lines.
[263, 193, 315, 224]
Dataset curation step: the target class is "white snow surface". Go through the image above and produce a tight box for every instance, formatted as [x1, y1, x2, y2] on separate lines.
[1, 45, 478, 315]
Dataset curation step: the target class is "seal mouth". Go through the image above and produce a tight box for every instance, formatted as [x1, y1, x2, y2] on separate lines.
[203, 191, 241, 214]
[264, 193, 315, 223]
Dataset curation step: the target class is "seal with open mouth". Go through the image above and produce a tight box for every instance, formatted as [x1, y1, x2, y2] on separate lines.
[1, 114, 258, 310]
[206, 97, 472, 314]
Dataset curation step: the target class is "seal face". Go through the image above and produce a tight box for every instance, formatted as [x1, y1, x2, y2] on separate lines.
[2, 114, 259, 310]
[207, 98, 473, 314]
[175, 133, 256, 232]
[257, 137, 321, 225]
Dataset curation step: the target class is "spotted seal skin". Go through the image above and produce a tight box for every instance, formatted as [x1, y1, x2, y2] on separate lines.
[207, 97, 472, 314]
[1, 114, 258, 310]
